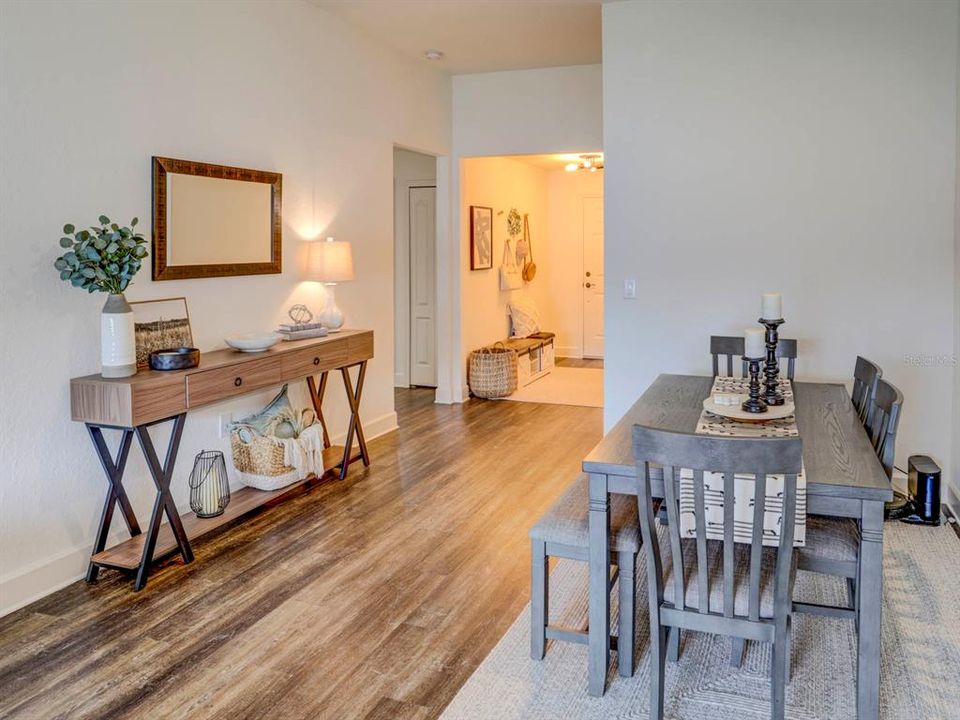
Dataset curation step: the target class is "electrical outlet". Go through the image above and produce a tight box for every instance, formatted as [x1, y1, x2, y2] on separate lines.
[218, 413, 233, 439]
[623, 277, 637, 299]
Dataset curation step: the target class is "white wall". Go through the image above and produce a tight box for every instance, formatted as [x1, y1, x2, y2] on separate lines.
[954, 5, 960, 513]
[0, 0, 450, 615]
[445, 65, 603, 399]
[460, 157, 549, 371]
[545, 169, 605, 358]
[603, 1, 958, 487]
[393, 148, 437, 387]
[453, 65, 602, 158]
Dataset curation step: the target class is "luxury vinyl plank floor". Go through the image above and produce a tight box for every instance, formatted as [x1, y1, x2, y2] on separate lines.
[0, 388, 601, 719]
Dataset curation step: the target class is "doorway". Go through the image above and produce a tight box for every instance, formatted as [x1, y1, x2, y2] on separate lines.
[394, 148, 438, 388]
[409, 186, 437, 386]
[582, 196, 604, 358]
[456, 152, 604, 407]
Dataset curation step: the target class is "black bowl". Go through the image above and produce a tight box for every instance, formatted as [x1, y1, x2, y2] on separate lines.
[149, 347, 200, 371]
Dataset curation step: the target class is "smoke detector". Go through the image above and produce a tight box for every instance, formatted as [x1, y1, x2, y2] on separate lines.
[424, 49, 444, 61]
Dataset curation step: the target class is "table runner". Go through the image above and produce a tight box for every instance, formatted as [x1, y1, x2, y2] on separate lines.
[678, 376, 806, 547]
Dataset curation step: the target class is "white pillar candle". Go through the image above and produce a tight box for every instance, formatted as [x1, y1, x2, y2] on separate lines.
[761, 292, 782, 320]
[745, 327, 766, 358]
[202, 466, 222, 515]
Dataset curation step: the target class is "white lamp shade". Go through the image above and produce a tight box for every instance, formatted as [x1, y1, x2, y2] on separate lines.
[305, 239, 354, 282]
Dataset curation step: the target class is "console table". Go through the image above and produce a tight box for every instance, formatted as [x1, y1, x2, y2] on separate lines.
[70, 329, 374, 591]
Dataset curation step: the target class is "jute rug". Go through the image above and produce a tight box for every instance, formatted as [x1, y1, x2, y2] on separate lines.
[496, 367, 603, 408]
[440, 520, 960, 719]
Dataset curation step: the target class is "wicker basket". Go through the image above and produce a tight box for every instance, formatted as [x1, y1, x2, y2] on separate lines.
[230, 409, 323, 491]
[469, 343, 518, 398]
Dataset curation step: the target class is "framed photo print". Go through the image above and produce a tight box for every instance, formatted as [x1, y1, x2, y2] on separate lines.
[470, 205, 493, 270]
[130, 297, 194, 370]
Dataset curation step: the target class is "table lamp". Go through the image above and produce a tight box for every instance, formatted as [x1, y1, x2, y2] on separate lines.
[305, 237, 354, 331]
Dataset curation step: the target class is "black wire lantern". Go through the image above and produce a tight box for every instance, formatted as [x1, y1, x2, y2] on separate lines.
[189, 450, 230, 518]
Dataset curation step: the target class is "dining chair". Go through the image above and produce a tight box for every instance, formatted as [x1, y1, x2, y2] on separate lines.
[795, 378, 903, 621]
[633, 425, 803, 720]
[851, 356, 882, 428]
[529, 473, 640, 679]
[710, 335, 798, 379]
[867, 378, 903, 479]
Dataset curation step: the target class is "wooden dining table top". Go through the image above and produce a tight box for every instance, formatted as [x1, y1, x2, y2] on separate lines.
[582, 374, 893, 502]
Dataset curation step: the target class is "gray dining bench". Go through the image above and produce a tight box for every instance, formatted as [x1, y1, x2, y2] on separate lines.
[580, 374, 892, 720]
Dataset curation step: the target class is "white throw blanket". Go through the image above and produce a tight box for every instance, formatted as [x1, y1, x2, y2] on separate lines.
[278, 423, 327, 479]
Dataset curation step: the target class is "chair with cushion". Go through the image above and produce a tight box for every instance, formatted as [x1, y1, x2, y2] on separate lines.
[529, 474, 639, 679]
[867, 378, 902, 479]
[633, 425, 803, 720]
[795, 378, 903, 621]
[710, 335, 798, 379]
[851, 356, 882, 428]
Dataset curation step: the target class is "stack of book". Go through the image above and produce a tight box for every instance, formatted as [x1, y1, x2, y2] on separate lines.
[277, 321, 328, 341]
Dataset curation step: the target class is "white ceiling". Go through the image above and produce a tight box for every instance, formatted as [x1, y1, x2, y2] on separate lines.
[309, 0, 602, 75]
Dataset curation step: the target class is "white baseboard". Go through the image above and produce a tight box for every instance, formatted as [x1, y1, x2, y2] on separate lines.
[0, 410, 399, 619]
[329, 410, 397, 446]
[556, 346, 582, 359]
[946, 482, 960, 520]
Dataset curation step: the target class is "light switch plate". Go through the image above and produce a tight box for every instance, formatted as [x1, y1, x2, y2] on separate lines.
[623, 277, 637, 299]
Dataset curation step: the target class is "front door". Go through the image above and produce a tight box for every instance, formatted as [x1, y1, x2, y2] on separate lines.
[582, 196, 604, 358]
[409, 186, 437, 387]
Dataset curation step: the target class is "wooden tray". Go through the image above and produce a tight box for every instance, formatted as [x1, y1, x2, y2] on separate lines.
[702, 396, 796, 424]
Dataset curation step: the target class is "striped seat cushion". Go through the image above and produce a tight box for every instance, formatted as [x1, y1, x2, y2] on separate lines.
[530, 474, 640, 553]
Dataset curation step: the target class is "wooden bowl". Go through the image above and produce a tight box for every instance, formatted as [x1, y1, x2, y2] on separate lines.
[149, 347, 200, 371]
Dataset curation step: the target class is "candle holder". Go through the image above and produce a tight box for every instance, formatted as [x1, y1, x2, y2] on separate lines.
[759, 317, 786, 406]
[189, 450, 230, 518]
[741, 357, 768, 413]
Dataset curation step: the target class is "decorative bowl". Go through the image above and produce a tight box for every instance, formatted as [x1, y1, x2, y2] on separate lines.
[225, 332, 283, 353]
[702, 395, 796, 424]
[149, 347, 200, 371]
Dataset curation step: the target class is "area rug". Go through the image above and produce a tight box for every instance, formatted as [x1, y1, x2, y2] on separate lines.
[439, 520, 960, 719]
[497, 367, 603, 408]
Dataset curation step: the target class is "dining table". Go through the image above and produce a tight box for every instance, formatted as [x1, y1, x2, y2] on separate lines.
[582, 374, 893, 719]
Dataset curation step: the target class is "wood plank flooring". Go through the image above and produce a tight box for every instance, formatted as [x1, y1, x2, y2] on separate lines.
[556, 357, 603, 369]
[0, 389, 602, 720]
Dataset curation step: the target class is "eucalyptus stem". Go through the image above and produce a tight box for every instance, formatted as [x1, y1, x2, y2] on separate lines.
[53, 215, 147, 295]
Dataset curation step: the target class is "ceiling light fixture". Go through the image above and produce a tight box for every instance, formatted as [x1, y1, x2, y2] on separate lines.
[564, 154, 604, 173]
[424, 49, 444, 61]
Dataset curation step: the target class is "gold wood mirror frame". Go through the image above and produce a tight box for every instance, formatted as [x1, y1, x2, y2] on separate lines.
[152, 156, 282, 281]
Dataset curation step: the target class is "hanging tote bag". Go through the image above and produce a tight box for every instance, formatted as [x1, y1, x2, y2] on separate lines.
[468, 343, 518, 398]
[500, 237, 523, 290]
[521, 214, 537, 282]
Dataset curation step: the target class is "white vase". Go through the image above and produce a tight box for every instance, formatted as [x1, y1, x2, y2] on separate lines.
[317, 284, 345, 331]
[101, 293, 136, 378]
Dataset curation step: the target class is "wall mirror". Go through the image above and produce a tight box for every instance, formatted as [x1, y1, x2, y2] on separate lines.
[152, 156, 282, 280]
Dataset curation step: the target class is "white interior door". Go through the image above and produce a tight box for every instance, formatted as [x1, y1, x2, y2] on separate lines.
[409, 186, 437, 387]
[582, 196, 604, 358]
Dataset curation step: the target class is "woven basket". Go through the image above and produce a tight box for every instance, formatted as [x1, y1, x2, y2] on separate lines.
[469, 343, 518, 398]
[230, 432, 291, 477]
[230, 408, 322, 491]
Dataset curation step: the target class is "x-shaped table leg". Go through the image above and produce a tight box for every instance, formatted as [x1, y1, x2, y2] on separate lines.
[306, 372, 332, 449]
[86, 426, 140, 582]
[339, 360, 370, 480]
[134, 413, 193, 590]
